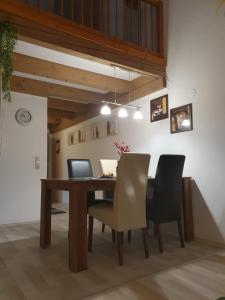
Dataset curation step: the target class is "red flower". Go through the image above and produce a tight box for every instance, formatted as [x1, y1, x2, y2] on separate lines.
[114, 141, 130, 156]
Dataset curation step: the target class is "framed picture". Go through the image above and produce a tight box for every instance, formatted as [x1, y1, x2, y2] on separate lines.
[106, 117, 118, 136]
[68, 132, 74, 145]
[55, 139, 60, 154]
[170, 103, 193, 134]
[92, 124, 100, 140]
[150, 94, 168, 122]
[73, 130, 80, 144]
[85, 126, 93, 142]
[78, 128, 86, 143]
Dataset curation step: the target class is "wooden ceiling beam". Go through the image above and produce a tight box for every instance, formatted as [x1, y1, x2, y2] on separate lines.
[48, 97, 88, 113]
[0, 0, 166, 76]
[48, 108, 76, 120]
[105, 77, 166, 104]
[48, 115, 61, 126]
[49, 76, 165, 132]
[13, 53, 129, 93]
[50, 104, 100, 133]
[11, 76, 104, 103]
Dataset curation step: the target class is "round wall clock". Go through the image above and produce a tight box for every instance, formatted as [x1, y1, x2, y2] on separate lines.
[15, 108, 32, 126]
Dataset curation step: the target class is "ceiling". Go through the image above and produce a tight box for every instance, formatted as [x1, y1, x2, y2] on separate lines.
[14, 41, 140, 81]
[12, 40, 164, 132]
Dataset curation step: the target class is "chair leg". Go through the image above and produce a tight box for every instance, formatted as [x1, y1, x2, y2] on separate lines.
[88, 215, 94, 252]
[121, 231, 124, 244]
[102, 223, 105, 233]
[142, 228, 149, 258]
[154, 223, 157, 238]
[155, 223, 163, 253]
[128, 230, 132, 243]
[112, 229, 116, 243]
[146, 218, 151, 230]
[116, 232, 123, 266]
[177, 220, 185, 248]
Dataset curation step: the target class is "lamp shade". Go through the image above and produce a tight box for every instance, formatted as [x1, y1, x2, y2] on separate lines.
[118, 107, 128, 118]
[100, 104, 111, 115]
[133, 108, 143, 120]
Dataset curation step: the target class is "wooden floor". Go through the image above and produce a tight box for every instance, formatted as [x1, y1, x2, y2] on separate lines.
[0, 212, 225, 300]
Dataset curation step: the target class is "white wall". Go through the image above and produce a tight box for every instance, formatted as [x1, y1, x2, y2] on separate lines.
[53, 0, 225, 244]
[0, 92, 47, 225]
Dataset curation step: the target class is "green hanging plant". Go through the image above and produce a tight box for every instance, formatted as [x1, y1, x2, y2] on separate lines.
[0, 20, 17, 102]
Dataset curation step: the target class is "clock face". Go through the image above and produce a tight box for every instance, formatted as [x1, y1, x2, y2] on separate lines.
[15, 109, 32, 126]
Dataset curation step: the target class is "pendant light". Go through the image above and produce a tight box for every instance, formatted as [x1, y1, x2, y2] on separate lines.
[100, 66, 144, 119]
[118, 70, 129, 118]
[100, 103, 111, 115]
[118, 107, 128, 118]
[133, 107, 143, 120]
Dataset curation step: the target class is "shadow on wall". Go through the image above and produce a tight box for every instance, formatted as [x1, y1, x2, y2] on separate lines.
[192, 180, 223, 244]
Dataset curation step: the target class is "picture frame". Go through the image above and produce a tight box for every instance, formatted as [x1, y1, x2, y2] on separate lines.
[106, 117, 118, 136]
[55, 139, 60, 154]
[170, 103, 193, 134]
[150, 94, 168, 122]
[78, 128, 86, 143]
[68, 132, 74, 145]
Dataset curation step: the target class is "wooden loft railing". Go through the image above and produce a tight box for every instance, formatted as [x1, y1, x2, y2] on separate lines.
[0, 0, 166, 76]
[24, 0, 164, 56]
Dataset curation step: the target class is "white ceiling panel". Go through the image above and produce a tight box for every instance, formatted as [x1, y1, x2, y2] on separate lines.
[14, 40, 140, 81]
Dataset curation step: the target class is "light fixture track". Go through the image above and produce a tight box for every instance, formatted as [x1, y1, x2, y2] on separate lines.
[101, 100, 142, 110]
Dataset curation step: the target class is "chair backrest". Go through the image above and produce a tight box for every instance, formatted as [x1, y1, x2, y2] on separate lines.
[100, 159, 118, 177]
[67, 159, 93, 178]
[152, 155, 185, 223]
[113, 153, 150, 231]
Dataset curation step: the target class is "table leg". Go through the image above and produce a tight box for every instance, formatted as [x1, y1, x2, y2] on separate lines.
[69, 186, 87, 273]
[40, 181, 52, 248]
[182, 178, 194, 242]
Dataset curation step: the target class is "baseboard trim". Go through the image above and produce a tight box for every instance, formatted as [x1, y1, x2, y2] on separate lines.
[195, 237, 225, 249]
[0, 219, 40, 228]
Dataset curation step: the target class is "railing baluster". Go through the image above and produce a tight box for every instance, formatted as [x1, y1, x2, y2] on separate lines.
[123, 0, 126, 40]
[99, 0, 103, 32]
[48, 0, 52, 12]
[71, 0, 74, 21]
[115, 0, 118, 38]
[60, 0, 64, 17]
[21, 0, 164, 56]
[144, 1, 147, 48]
[157, 1, 164, 56]
[151, 5, 154, 51]
[80, 0, 84, 25]
[107, 0, 110, 34]
[89, 0, 93, 28]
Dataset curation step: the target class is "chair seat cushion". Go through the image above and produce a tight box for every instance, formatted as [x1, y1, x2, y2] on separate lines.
[88, 203, 115, 229]
[88, 198, 112, 207]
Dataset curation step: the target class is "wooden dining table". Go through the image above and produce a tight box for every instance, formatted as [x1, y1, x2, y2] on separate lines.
[40, 177, 193, 273]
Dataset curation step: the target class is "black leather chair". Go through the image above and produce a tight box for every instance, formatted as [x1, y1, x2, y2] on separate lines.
[147, 155, 186, 253]
[67, 159, 110, 208]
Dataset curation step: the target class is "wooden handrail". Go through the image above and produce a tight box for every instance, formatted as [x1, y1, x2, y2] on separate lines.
[24, 0, 164, 56]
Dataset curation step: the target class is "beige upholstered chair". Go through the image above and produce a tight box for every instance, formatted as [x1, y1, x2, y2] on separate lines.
[88, 153, 151, 265]
[99, 159, 118, 232]
[100, 159, 118, 177]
